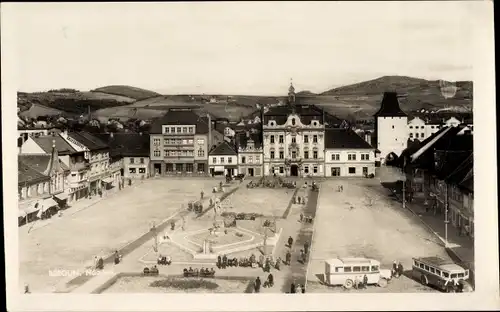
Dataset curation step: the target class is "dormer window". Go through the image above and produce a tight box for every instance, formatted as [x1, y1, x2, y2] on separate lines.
[269, 120, 276, 126]
[313, 121, 318, 126]
[291, 118, 296, 126]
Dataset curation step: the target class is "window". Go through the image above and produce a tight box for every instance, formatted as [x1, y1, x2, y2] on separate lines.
[140, 158, 144, 164]
[189, 127, 194, 133]
[304, 151, 309, 159]
[335, 267, 342, 273]
[241, 156, 246, 164]
[442, 272, 449, 278]
[419, 263, 424, 269]
[371, 266, 379, 272]
[424, 265, 430, 271]
[362, 266, 371, 272]
[353, 266, 361, 272]
[279, 167, 284, 173]
[361, 154, 369, 160]
[197, 138, 205, 145]
[220, 157, 225, 163]
[431, 126, 435, 129]
[291, 118, 296, 125]
[139, 168, 146, 174]
[177, 127, 181, 133]
[451, 274, 458, 279]
[197, 149, 204, 157]
[430, 267, 435, 273]
[421, 133, 425, 137]
[409, 133, 413, 138]
[212, 157, 217, 163]
[348, 167, 356, 174]
[348, 154, 356, 161]
[248, 156, 253, 163]
[255, 155, 260, 163]
[415, 133, 419, 138]
[279, 135, 284, 143]
[186, 163, 193, 173]
[270, 151, 275, 159]
[313, 166, 318, 173]
[129, 168, 137, 174]
[436, 269, 441, 276]
[344, 267, 352, 272]
[457, 273, 464, 278]
[153, 138, 161, 145]
[291, 151, 296, 158]
[409, 126, 413, 129]
[304, 166, 309, 173]
[421, 126, 425, 129]
[182, 127, 187, 133]
[291, 137, 296, 143]
[304, 135, 309, 143]
[228, 157, 232, 164]
[313, 151, 318, 159]
[331, 154, 339, 161]
[392, 125, 395, 129]
[313, 135, 318, 143]
[279, 151, 284, 159]
[270, 136, 275, 144]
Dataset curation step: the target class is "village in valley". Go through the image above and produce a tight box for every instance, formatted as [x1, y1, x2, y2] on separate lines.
[17, 78, 474, 294]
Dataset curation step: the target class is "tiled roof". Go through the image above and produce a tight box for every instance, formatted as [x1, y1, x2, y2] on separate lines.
[95, 133, 150, 157]
[374, 92, 407, 117]
[68, 131, 109, 151]
[209, 141, 237, 156]
[19, 154, 70, 173]
[263, 104, 344, 128]
[459, 167, 474, 193]
[18, 158, 50, 185]
[325, 128, 373, 149]
[33, 134, 78, 155]
[149, 109, 209, 134]
[236, 132, 262, 149]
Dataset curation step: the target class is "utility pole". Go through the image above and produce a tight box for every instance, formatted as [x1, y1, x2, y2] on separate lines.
[402, 157, 406, 209]
[444, 182, 449, 247]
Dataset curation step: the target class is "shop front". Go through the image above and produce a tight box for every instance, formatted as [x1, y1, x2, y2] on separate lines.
[53, 192, 70, 209]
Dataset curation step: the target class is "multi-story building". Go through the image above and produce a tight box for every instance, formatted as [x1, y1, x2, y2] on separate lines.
[60, 131, 110, 196]
[237, 132, 263, 177]
[20, 133, 90, 203]
[150, 108, 221, 175]
[262, 83, 344, 177]
[209, 141, 239, 176]
[374, 92, 408, 162]
[324, 129, 376, 177]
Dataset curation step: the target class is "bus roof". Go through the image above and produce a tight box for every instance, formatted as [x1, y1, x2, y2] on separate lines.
[413, 257, 466, 271]
[325, 258, 380, 267]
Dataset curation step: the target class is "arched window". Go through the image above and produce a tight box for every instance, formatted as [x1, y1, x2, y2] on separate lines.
[291, 118, 296, 125]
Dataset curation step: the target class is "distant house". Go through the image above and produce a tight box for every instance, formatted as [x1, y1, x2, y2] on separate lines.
[209, 141, 238, 176]
[18, 158, 52, 225]
[237, 132, 263, 177]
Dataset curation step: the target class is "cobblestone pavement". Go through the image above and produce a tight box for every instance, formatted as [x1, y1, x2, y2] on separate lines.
[306, 177, 452, 293]
[19, 177, 233, 293]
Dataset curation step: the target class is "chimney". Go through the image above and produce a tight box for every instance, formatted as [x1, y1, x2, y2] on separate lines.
[365, 133, 372, 146]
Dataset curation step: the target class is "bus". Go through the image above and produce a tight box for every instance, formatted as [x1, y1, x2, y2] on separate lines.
[324, 258, 392, 289]
[412, 257, 471, 292]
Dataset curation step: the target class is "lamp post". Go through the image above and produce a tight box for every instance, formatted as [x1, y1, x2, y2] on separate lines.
[444, 182, 449, 248]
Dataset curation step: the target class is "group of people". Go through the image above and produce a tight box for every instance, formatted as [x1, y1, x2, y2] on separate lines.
[253, 274, 275, 292]
[157, 255, 172, 265]
[290, 281, 306, 293]
[114, 250, 123, 265]
[285, 236, 309, 264]
[392, 261, 404, 278]
[299, 213, 313, 224]
[337, 185, 344, 192]
[352, 274, 370, 289]
[94, 256, 104, 270]
[183, 267, 216, 277]
[217, 254, 237, 269]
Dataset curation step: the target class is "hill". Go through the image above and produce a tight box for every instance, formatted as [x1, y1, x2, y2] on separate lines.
[91, 85, 161, 100]
[17, 90, 135, 118]
[296, 90, 317, 96]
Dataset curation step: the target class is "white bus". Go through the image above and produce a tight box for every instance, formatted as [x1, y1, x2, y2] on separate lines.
[324, 258, 392, 289]
[412, 257, 472, 292]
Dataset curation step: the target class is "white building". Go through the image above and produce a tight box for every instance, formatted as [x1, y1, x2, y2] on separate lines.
[209, 141, 238, 176]
[374, 92, 408, 162]
[324, 129, 376, 177]
[237, 132, 263, 177]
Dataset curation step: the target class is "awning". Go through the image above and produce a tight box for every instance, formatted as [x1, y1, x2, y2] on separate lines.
[40, 198, 58, 211]
[54, 193, 69, 201]
[102, 177, 114, 184]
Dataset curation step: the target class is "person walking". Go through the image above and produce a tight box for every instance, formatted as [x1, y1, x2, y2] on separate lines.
[287, 236, 294, 248]
[363, 274, 368, 289]
[304, 241, 309, 255]
[299, 213, 303, 223]
[254, 277, 261, 293]
[296, 284, 302, 293]
[290, 281, 296, 293]
[267, 273, 274, 287]
[301, 284, 305, 293]
[392, 260, 398, 277]
[397, 262, 404, 277]
[286, 250, 291, 266]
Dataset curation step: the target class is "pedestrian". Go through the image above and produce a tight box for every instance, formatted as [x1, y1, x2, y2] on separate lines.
[94, 256, 99, 268]
[259, 254, 265, 267]
[201, 190, 204, 199]
[392, 260, 398, 277]
[363, 274, 368, 289]
[296, 284, 302, 293]
[397, 262, 404, 277]
[354, 276, 359, 289]
[24, 283, 30, 294]
[264, 258, 271, 272]
[267, 273, 274, 287]
[114, 250, 120, 265]
[254, 277, 261, 293]
[304, 241, 309, 255]
[290, 281, 296, 293]
[301, 284, 305, 293]
[222, 254, 227, 269]
[217, 255, 222, 269]
[288, 236, 293, 248]
[299, 249, 305, 263]
[286, 251, 291, 266]
[299, 213, 303, 222]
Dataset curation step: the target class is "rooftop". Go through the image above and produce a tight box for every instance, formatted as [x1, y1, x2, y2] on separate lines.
[374, 92, 407, 117]
[325, 128, 373, 149]
[18, 158, 51, 185]
[33, 134, 78, 155]
[149, 108, 209, 134]
[68, 131, 109, 151]
[95, 133, 150, 157]
[209, 141, 237, 156]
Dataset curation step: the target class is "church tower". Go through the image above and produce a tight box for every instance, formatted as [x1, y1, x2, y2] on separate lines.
[288, 79, 296, 107]
[374, 92, 408, 163]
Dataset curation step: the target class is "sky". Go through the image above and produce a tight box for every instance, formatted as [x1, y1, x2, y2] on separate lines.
[5, 2, 480, 95]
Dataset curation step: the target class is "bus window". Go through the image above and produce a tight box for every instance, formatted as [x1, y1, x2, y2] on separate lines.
[361, 266, 370, 272]
[353, 266, 361, 272]
[424, 265, 430, 271]
[457, 273, 464, 278]
[436, 269, 441, 276]
[335, 267, 343, 272]
[371, 266, 379, 272]
[442, 272, 449, 278]
[413, 260, 418, 266]
[451, 274, 458, 278]
[344, 267, 352, 272]
[419, 263, 424, 269]
[430, 267, 435, 274]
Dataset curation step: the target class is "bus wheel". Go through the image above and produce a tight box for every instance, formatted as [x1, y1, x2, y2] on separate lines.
[420, 275, 428, 286]
[378, 278, 388, 288]
[344, 279, 354, 289]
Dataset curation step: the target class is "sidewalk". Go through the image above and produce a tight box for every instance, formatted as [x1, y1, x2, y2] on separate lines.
[394, 193, 475, 280]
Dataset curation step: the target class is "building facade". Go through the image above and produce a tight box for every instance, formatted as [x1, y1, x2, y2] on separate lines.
[150, 109, 217, 175]
[209, 141, 239, 176]
[324, 129, 376, 177]
[237, 133, 263, 177]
